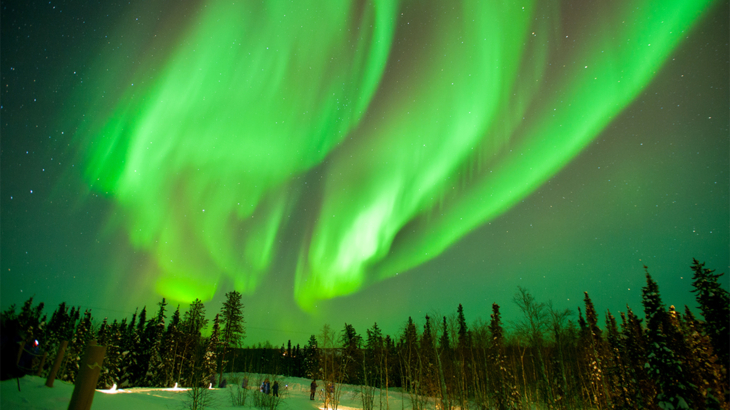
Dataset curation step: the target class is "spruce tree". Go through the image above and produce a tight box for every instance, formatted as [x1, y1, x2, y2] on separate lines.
[690, 259, 730, 371]
[178, 299, 207, 386]
[440, 316, 450, 350]
[398, 317, 419, 394]
[128, 306, 148, 386]
[107, 320, 124, 388]
[621, 306, 654, 408]
[286, 340, 293, 376]
[605, 310, 630, 408]
[642, 267, 696, 409]
[456, 304, 468, 348]
[62, 309, 92, 383]
[144, 299, 167, 386]
[682, 306, 727, 409]
[219, 290, 245, 384]
[582, 292, 607, 408]
[183, 299, 208, 334]
[200, 314, 221, 387]
[666, 306, 705, 408]
[489, 303, 520, 410]
[160, 305, 181, 387]
[304, 334, 319, 379]
[454, 304, 471, 409]
[340, 323, 362, 384]
[420, 316, 440, 398]
[294, 344, 302, 377]
[119, 310, 138, 387]
[96, 318, 114, 388]
[18, 296, 44, 336]
[44, 302, 73, 376]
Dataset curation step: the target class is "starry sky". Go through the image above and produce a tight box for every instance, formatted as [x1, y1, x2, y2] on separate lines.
[2, 0, 728, 345]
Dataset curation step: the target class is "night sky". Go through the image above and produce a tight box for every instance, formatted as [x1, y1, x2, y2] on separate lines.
[2, 0, 728, 346]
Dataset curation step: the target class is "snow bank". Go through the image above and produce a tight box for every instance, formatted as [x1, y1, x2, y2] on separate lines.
[1, 374, 410, 410]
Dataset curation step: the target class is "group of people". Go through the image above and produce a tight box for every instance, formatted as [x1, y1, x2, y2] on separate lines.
[210, 375, 279, 397]
[259, 378, 279, 397]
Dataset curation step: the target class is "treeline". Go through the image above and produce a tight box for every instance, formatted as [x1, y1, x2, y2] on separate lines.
[2, 259, 728, 410]
[0, 290, 246, 389]
[237, 259, 729, 410]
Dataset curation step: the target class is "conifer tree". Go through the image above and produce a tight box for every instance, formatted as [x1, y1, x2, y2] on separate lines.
[363, 323, 384, 408]
[160, 305, 181, 386]
[107, 320, 124, 388]
[144, 298, 168, 386]
[682, 306, 727, 409]
[62, 309, 92, 383]
[690, 259, 730, 371]
[398, 317, 419, 395]
[440, 316, 450, 350]
[119, 310, 138, 387]
[45, 302, 66, 348]
[621, 306, 654, 408]
[454, 304, 471, 409]
[200, 314, 221, 387]
[183, 299, 208, 334]
[96, 318, 114, 388]
[178, 299, 207, 386]
[128, 306, 149, 386]
[456, 304, 468, 348]
[44, 302, 73, 376]
[18, 296, 44, 336]
[489, 303, 520, 410]
[219, 290, 245, 384]
[421, 316, 434, 352]
[666, 306, 705, 408]
[605, 310, 630, 408]
[437, 315, 452, 409]
[293, 343, 302, 377]
[582, 292, 607, 408]
[642, 267, 696, 409]
[420, 315, 438, 397]
[304, 334, 319, 379]
[340, 323, 362, 384]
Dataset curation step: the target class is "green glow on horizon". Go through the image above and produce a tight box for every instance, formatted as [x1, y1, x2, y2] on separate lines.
[80, 0, 716, 309]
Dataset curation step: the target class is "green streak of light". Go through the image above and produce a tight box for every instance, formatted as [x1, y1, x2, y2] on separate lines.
[83, 0, 397, 303]
[79, 0, 715, 308]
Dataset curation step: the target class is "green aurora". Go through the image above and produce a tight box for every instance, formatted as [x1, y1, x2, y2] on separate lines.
[81, 0, 717, 308]
[1, 0, 728, 344]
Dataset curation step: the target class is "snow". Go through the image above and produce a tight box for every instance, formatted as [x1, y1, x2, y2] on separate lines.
[2, 374, 411, 410]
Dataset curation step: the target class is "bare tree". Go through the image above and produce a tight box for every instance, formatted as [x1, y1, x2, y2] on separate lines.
[513, 286, 552, 406]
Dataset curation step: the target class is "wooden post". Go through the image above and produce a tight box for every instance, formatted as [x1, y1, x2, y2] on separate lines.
[46, 341, 69, 388]
[36, 351, 48, 376]
[67, 340, 106, 410]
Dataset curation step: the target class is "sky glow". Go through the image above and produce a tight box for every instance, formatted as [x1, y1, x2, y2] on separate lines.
[1, 0, 727, 344]
[80, 0, 715, 308]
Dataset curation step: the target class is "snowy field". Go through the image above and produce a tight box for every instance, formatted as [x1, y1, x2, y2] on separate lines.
[1, 374, 412, 410]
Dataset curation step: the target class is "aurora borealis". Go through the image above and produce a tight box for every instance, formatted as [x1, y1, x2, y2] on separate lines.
[2, 0, 728, 344]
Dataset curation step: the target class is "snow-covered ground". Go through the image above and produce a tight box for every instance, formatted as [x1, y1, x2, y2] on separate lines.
[1, 374, 412, 410]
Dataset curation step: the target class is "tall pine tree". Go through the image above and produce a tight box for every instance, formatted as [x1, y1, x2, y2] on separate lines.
[690, 259, 729, 372]
[489, 303, 520, 410]
[219, 290, 245, 384]
[642, 267, 696, 410]
[200, 314, 221, 387]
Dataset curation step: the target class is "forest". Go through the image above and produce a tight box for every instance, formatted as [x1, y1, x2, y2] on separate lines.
[1, 259, 727, 410]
